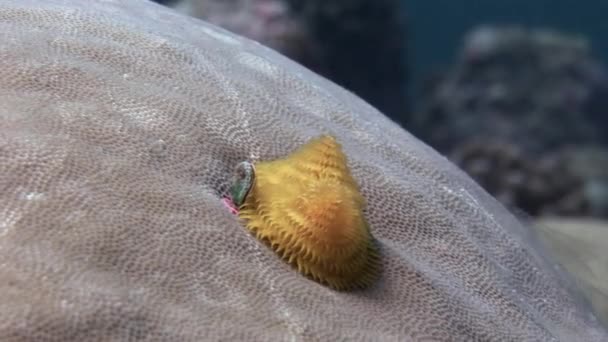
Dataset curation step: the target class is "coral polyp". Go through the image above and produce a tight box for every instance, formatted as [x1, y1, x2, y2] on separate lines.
[228, 135, 379, 290]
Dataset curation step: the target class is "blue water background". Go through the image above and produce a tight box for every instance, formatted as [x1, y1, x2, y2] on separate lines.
[406, 0, 608, 83]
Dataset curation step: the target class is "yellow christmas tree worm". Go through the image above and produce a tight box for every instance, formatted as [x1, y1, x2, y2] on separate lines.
[228, 135, 379, 290]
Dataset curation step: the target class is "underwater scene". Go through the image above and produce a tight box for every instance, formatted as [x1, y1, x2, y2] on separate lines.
[2, 1, 608, 340]
[156, 0, 608, 327]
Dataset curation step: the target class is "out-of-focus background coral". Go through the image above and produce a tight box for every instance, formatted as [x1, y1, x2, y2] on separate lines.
[152, 0, 608, 325]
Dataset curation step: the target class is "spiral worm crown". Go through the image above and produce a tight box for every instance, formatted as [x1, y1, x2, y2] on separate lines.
[230, 135, 380, 290]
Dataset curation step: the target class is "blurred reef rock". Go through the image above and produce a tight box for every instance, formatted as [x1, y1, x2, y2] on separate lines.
[450, 142, 588, 217]
[172, 0, 318, 67]
[535, 217, 608, 327]
[168, 0, 409, 123]
[563, 147, 608, 217]
[413, 26, 608, 217]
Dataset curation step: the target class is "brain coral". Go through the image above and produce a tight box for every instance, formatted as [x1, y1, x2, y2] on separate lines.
[0, 1, 606, 341]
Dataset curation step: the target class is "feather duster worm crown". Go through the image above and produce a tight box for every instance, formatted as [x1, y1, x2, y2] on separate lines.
[229, 135, 380, 290]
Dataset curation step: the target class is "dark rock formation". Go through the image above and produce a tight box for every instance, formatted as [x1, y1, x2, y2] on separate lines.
[451, 141, 588, 216]
[414, 26, 608, 153]
[170, 0, 409, 123]
[414, 27, 608, 217]
[284, 0, 408, 123]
